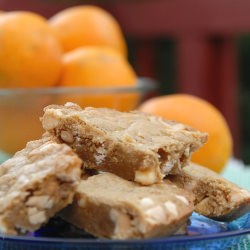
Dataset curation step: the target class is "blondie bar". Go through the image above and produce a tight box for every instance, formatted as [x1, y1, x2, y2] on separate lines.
[168, 163, 250, 221]
[41, 103, 207, 185]
[60, 172, 194, 239]
[0, 137, 82, 235]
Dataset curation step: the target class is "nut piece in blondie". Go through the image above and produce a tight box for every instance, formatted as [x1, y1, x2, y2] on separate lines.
[168, 163, 250, 221]
[41, 103, 207, 185]
[60, 172, 194, 239]
[0, 137, 82, 235]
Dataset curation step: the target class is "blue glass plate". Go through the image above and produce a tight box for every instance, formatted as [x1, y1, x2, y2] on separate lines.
[1, 212, 250, 250]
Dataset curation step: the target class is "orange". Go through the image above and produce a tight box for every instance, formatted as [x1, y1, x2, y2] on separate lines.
[49, 5, 127, 56]
[138, 94, 233, 173]
[59, 46, 135, 87]
[0, 11, 62, 88]
[56, 46, 139, 111]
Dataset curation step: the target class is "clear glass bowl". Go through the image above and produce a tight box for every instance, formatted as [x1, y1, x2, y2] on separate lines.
[0, 77, 157, 157]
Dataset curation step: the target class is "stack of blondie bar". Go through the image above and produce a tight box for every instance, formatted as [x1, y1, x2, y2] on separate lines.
[0, 102, 250, 239]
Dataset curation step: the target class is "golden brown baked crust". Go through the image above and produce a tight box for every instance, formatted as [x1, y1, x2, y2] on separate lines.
[60, 172, 194, 239]
[168, 163, 250, 221]
[41, 103, 207, 185]
[0, 137, 82, 235]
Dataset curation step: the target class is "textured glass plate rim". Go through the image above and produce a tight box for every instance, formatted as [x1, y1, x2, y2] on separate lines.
[1, 214, 250, 246]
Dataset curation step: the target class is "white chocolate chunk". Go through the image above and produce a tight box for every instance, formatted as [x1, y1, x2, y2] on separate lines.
[42, 113, 59, 130]
[145, 205, 166, 223]
[135, 169, 158, 185]
[29, 211, 46, 225]
[140, 197, 154, 208]
[164, 201, 178, 216]
[175, 195, 189, 205]
[61, 130, 74, 143]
